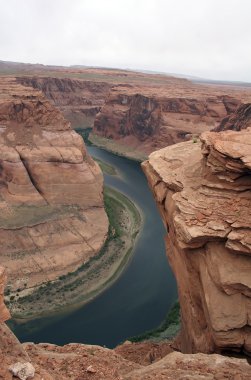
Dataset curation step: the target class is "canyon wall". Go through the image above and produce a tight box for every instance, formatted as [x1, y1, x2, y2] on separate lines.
[0, 77, 108, 294]
[142, 118, 251, 355]
[15, 70, 251, 161]
[17, 76, 112, 128]
[215, 102, 251, 132]
[93, 83, 251, 158]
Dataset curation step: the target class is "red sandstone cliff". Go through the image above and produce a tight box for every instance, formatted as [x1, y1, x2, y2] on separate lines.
[142, 120, 251, 355]
[214, 102, 251, 132]
[11, 67, 251, 161]
[93, 83, 251, 158]
[0, 77, 108, 296]
[17, 76, 112, 128]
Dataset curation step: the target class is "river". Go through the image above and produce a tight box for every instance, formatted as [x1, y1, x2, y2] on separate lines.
[12, 146, 177, 348]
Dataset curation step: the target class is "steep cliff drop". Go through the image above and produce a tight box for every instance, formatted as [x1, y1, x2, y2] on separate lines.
[16, 76, 112, 128]
[142, 118, 251, 355]
[214, 102, 251, 132]
[92, 83, 251, 159]
[0, 78, 108, 309]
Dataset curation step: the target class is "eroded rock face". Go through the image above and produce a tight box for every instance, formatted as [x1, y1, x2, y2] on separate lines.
[0, 77, 108, 292]
[142, 127, 251, 355]
[17, 76, 112, 128]
[0, 266, 10, 323]
[215, 102, 251, 132]
[93, 83, 251, 157]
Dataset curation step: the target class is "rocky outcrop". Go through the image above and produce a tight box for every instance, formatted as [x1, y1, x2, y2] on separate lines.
[142, 127, 251, 355]
[21, 343, 251, 379]
[124, 351, 251, 380]
[0, 77, 108, 293]
[215, 102, 251, 132]
[17, 76, 111, 128]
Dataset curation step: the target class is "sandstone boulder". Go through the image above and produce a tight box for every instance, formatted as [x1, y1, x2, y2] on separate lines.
[9, 362, 35, 380]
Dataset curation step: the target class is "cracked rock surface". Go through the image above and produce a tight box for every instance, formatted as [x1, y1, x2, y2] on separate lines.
[142, 122, 251, 355]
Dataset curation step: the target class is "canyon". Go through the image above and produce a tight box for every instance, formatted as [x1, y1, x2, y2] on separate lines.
[142, 106, 251, 355]
[1, 265, 251, 379]
[92, 82, 251, 159]
[17, 76, 112, 128]
[3, 61, 251, 161]
[1, 62, 251, 378]
[0, 77, 108, 303]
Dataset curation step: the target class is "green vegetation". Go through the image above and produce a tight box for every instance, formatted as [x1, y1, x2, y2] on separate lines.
[75, 128, 118, 175]
[89, 133, 147, 162]
[94, 158, 117, 176]
[75, 127, 93, 145]
[9, 187, 141, 320]
[130, 301, 180, 342]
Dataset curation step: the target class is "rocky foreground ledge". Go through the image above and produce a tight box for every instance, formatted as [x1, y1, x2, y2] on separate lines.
[1, 265, 251, 379]
[142, 120, 251, 355]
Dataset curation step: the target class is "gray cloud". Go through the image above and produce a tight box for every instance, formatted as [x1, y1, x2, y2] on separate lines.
[0, 0, 250, 81]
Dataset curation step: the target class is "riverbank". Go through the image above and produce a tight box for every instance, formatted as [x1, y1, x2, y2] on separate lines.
[89, 132, 147, 162]
[93, 157, 118, 175]
[8, 186, 141, 321]
[76, 127, 147, 162]
[130, 301, 180, 343]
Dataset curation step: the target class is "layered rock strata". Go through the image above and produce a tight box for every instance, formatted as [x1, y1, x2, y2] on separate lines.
[142, 126, 251, 355]
[0, 77, 108, 292]
[215, 102, 251, 131]
[17, 76, 112, 128]
[93, 83, 251, 157]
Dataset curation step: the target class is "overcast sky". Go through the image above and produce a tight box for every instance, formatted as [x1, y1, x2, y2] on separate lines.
[0, 0, 250, 81]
